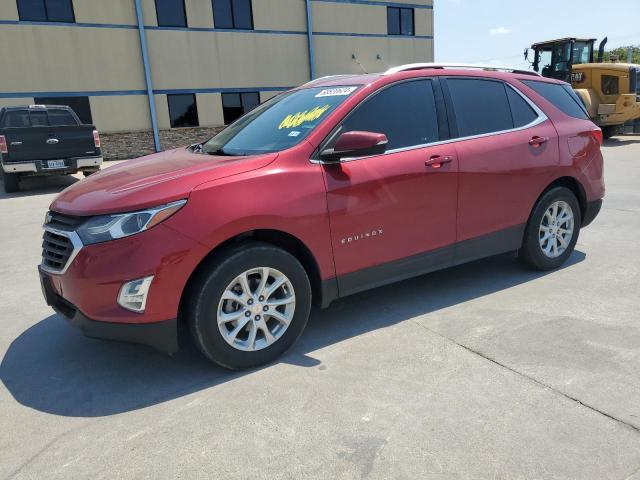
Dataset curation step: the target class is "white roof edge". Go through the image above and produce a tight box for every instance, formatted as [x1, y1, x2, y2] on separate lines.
[384, 63, 541, 77]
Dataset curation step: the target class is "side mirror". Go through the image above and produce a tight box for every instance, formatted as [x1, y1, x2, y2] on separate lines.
[320, 131, 388, 163]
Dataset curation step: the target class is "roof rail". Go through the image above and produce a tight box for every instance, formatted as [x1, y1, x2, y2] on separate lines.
[384, 63, 541, 77]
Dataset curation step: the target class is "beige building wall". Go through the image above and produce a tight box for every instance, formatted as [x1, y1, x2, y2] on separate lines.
[146, 31, 309, 90]
[314, 37, 434, 76]
[0, 25, 145, 93]
[252, 0, 307, 31]
[89, 96, 152, 132]
[195, 92, 224, 127]
[0, 0, 434, 132]
[73, 0, 137, 25]
[185, 0, 214, 29]
[312, 2, 387, 35]
[0, 0, 19, 20]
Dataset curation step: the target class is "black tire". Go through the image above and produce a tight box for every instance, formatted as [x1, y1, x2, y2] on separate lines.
[83, 171, 95, 177]
[602, 126, 617, 140]
[2, 171, 20, 193]
[519, 186, 582, 271]
[186, 242, 312, 370]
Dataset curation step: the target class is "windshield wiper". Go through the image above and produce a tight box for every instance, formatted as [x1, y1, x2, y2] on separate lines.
[188, 142, 204, 153]
[206, 148, 243, 156]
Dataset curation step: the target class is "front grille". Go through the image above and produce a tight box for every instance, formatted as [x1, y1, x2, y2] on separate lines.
[42, 230, 74, 272]
[46, 211, 85, 231]
[41, 211, 84, 273]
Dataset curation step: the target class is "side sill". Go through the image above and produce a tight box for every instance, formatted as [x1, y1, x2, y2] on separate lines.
[333, 224, 525, 301]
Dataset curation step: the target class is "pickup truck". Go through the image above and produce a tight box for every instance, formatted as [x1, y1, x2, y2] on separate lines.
[0, 105, 102, 193]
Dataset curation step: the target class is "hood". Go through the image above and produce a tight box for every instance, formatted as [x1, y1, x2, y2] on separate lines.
[51, 148, 277, 216]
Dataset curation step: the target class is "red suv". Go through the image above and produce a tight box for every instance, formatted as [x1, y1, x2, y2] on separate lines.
[39, 64, 604, 369]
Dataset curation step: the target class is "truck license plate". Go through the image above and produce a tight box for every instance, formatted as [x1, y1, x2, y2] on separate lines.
[47, 160, 65, 169]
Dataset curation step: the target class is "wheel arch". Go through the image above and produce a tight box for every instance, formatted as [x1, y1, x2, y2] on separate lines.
[532, 176, 587, 224]
[178, 229, 332, 324]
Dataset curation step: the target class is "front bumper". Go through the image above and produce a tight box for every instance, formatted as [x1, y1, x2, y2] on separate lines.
[2, 155, 102, 174]
[39, 267, 178, 353]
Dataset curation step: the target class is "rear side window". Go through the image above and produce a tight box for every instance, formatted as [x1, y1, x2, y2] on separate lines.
[522, 80, 589, 120]
[30, 110, 48, 127]
[338, 80, 439, 150]
[2, 110, 30, 128]
[446, 78, 513, 137]
[48, 109, 77, 126]
[506, 87, 538, 127]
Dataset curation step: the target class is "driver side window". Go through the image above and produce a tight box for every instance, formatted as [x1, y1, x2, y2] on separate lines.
[336, 80, 439, 151]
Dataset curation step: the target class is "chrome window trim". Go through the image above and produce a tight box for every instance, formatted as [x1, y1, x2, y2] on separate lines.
[40, 226, 83, 275]
[311, 80, 547, 165]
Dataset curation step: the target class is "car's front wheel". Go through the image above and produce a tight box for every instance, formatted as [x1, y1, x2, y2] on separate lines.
[186, 242, 311, 370]
[519, 186, 581, 270]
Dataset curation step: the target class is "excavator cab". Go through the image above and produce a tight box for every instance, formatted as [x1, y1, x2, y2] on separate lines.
[528, 38, 599, 82]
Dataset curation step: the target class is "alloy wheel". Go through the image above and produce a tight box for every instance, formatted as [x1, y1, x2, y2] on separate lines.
[539, 200, 574, 258]
[217, 267, 296, 351]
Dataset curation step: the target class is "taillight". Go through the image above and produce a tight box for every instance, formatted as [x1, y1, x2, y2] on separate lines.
[93, 129, 101, 148]
[590, 128, 603, 146]
[0, 135, 7, 154]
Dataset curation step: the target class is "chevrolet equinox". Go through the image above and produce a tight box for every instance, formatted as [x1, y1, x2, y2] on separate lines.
[39, 64, 605, 369]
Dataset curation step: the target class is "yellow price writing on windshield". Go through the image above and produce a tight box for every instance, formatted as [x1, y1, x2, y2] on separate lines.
[278, 104, 331, 130]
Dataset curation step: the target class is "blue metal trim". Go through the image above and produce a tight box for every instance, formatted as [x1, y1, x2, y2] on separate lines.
[0, 90, 146, 98]
[311, 0, 433, 9]
[0, 87, 293, 99]
[0, 21, 433, 38]
[145, 26, 306, 35]
[0, 19, 137, 29]
[134, 0, 161, 152]
[314, 31, 432, 38]
[305, 0, 316, 80]
[154, 87, 293, 95]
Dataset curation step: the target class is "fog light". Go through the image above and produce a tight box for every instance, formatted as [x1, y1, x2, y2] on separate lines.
[117, 276, 154, 313]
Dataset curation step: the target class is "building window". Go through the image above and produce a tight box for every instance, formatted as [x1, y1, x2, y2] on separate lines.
[222, 92, 259, 124]
[34, 96, 93, 124]
[168, 94, 199, 128]
[213, 0, 254, 30]
[155, 0, 187, 28]
[17, 0, 75, 22]
[387, 7, 414, 36]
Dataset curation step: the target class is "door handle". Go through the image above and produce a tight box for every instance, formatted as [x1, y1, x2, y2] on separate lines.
[10, 141, 22, 146]
[46, 138, 59, 145]
[425, 154, 454, 169]
[528, 136, 548, 147]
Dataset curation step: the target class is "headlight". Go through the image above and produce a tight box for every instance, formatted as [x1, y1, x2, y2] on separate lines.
[76, 200, 187, 245]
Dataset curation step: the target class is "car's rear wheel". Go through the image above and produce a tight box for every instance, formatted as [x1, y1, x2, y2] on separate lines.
[2, 171, 20, 193]
[602, 125, 617, 140]
[519, 186, 581, 270]
[186, 242, 311, 370]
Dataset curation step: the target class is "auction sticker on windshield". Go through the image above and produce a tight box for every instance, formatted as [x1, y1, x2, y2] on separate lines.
[315, 87, 358, 97]
[278, 104, 332, 129]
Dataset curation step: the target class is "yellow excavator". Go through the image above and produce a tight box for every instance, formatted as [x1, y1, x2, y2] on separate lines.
[526, 37, 640, 138]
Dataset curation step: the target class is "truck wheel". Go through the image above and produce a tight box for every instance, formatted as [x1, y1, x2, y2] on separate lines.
[186, 242, 312, 370]
[519, 187, 581, 271]
[2, 171, 20, 193]
[602, 126, 617, 140]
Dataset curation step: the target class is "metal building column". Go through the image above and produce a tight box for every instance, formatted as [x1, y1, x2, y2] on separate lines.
[305, 0, 316, 80]
[134, 0, 161, 152]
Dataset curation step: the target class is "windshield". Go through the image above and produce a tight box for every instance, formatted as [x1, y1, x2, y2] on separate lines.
[572, 41, 592, 64]
[202, 86, 359, 156]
